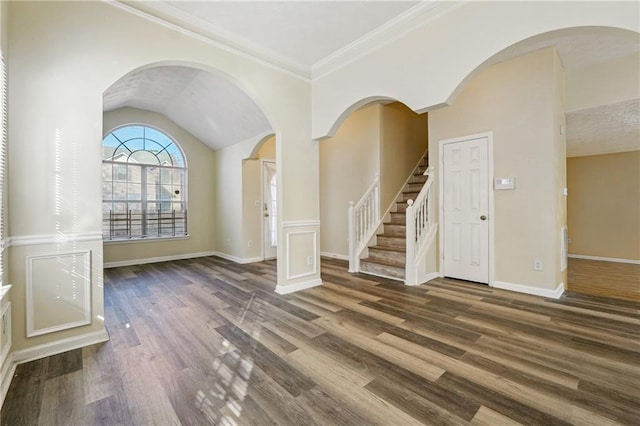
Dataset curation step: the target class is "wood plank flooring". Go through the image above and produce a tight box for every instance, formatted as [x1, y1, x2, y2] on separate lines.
[2, 256, 639, 425]
[568, 258, 640, 302]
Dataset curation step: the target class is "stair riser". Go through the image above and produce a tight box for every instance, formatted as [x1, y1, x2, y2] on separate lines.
[383, 224, 405, 236]
[360, 261, 405, 280]
[406, 183, 423, 192]
[367, 250, 405, 266]
[377, 235, 405, 249]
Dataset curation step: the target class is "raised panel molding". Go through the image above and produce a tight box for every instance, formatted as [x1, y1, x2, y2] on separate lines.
[286, 230, 317, 280]
[26, 251, 92, 337]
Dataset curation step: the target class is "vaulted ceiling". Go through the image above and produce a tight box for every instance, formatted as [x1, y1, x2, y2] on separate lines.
[106, 2, 639, 155]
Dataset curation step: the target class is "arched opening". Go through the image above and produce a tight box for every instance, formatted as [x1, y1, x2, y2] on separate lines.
[102, 63, 277, 269]
[427, 26, 639, 299]
[319, 99, 429, 279]
[243, 133, 278, 261]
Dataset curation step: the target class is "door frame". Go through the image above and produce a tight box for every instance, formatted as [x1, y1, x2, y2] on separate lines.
[261, 159, 277, 260]
[438, 132, 494, 286]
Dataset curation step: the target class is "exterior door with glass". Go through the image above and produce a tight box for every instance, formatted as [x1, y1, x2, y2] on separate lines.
[262, 161, 277, 260]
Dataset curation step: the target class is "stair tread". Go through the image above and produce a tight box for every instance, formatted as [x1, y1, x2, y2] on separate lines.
[361, 258, 405, 271]
[369, 245, 406, 253]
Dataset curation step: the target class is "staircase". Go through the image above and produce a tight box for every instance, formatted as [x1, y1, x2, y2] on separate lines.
[359, 156, 429, 281]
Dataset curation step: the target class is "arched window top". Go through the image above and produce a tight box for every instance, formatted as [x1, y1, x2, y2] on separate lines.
[103, 125, 185, 168]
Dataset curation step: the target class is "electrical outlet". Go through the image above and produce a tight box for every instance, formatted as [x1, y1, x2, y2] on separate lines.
[307, 255, 313, 265]
[533, 259, 543, 271]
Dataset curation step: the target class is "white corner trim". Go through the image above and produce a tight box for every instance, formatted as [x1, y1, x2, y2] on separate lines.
[213, 252, 263, 265]
[320, 251, 349, 261]
[492, 280, 565, 299]
[9, 232, 103, 247]
[275, 278, 322, 295]
[104, 251, 217, 268]
[12, 328, 109, 365]
[568, 254, 640, 265]
[0, 352, 16, 409]
[282, 220, 320, 228]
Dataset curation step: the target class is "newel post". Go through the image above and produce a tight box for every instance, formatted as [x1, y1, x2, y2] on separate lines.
[348, 201, 356, 272]
[405, 199, 416, 285]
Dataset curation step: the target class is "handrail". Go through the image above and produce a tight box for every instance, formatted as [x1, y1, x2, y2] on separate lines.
[405, 167, 435, 285]
[348, 174, 380, 272]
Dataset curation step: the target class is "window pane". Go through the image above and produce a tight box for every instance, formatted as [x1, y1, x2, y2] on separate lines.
[113, 183, 127, 200]
[102, 182, 112, 199]
[173, 169, 185, 185]
[128, 165, 142, 183]
[102, 163, 112, 181]
[129, 150, 158, 165]
[145, 127, 172, 147]
[127, 183, 141, 200]
[103, 125, 188, 240]
[165, 143, 184, 167]
[114, 164, 127, 181]
[113, 126, 144, 142]
[160, 168, 171, 184]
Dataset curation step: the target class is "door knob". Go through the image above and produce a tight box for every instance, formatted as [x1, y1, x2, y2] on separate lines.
[480, 215, 487, 221]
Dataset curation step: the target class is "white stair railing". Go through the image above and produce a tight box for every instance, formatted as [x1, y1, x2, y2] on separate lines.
[405, 167, 435, 285]
[348, 174, 380, 272]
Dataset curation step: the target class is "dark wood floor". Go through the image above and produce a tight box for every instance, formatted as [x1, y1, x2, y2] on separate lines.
[2, 256, 639, 425]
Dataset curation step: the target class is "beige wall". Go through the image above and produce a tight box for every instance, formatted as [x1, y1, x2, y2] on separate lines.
[380, 102, 428, 208]
[566, 52, 640, 112]
[320, 104, 381, 257]
[102, 108, 216, 264]
[257, 135, 276, 160]
[430, 48, 566, 291]
[567, 151, 640, 261]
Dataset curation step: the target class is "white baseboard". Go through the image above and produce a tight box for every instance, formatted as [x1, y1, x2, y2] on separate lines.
[104, 251, 217, 268]
[0, 353, 16, 409]
[568, 254, 640, 265]
[320, 251, 349, 261]
[492, 280, 565, 299]
[423, 272, 440, 283]
[12, 328, 110, 365]
[213, 252, 264, 264]
[276, 278, 323, 294]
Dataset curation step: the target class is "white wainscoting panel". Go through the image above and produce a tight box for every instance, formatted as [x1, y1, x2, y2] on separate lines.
[286, 230, 317, 280]
[26, 251, 92, 337]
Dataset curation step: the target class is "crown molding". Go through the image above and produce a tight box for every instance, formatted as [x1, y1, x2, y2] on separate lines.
[107, 0, 311, 82]
[109, 1, 466, 84]
[311, 1, 465, 80]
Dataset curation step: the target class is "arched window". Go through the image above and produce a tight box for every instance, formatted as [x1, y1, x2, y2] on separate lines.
[102, 125, 187, 240]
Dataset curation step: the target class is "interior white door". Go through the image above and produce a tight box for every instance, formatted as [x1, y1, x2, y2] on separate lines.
[443, 137, 489, 283]
[262, 161, 277, 260]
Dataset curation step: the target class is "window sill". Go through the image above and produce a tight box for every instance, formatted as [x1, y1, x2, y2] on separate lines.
[103, 235, 190, 245]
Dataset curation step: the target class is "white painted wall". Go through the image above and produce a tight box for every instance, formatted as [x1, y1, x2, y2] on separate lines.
[566, 52, 640, 112]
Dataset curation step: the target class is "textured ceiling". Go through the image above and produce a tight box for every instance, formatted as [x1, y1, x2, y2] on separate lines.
[490, 27, 639, 72]
[567, 99, 640, 158]
[103, 66, 272, 150]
